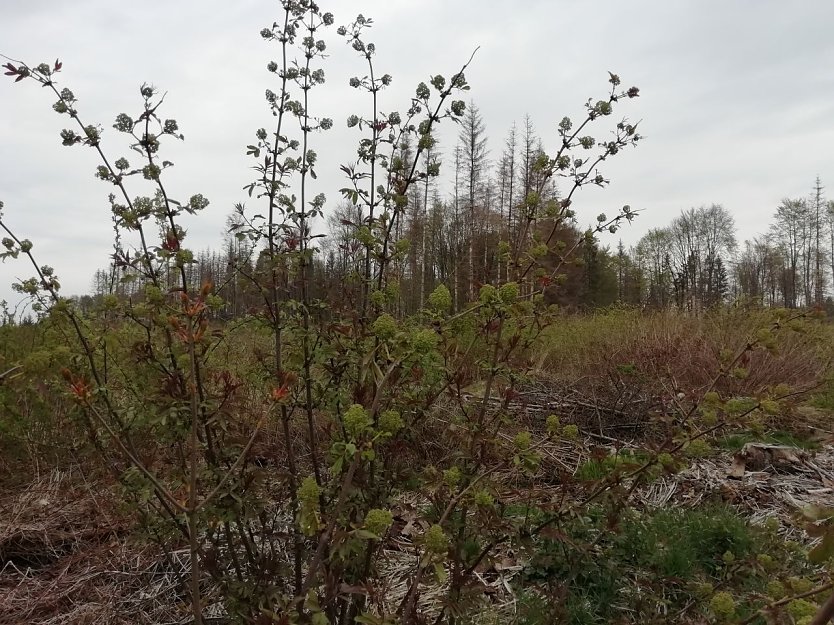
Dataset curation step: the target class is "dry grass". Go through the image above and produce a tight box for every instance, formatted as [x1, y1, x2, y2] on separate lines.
[536, 308, 831, 401]
[0, 469, 202, 625]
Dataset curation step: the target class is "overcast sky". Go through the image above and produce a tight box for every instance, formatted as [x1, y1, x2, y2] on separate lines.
[2, 0, 834, 307]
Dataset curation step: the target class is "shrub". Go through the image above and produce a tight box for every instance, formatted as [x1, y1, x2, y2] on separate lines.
[2, 4, 827, 625]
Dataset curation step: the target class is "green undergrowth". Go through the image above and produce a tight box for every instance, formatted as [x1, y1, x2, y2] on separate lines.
[809, 377, 834, 414]
[574, 448, 648, 481]
[717, 430, 820, 451]
[511, 503, 816, 624]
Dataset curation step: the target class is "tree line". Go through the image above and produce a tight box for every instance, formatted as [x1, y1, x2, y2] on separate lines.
[632, 178, 834, 311]
[80, 103, 830, 317]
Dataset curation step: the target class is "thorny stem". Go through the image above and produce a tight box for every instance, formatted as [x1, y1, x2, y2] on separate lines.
[186, 319, 204, 625]
[299, 7, 323, 489]
[266, 6, 304, 593]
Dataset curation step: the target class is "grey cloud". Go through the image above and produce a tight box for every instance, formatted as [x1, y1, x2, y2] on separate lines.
[1, 0, 833, 304]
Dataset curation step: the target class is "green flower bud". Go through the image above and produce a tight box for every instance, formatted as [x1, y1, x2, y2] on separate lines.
[529, 243, 549, 259]
[411, 329, 437, 354]
[787, 599, 818, 621]
[562, 424, 579, 440]
[692, 581, 714, 598]
[343, 404, 372, 439]
[144, 285, 164, 304]
[84, 125, 100, 142]
[499, 282, 519, 304]
[514, 431, 532, 450]
[60, 129, 78, 146]
[423, 524, 449, 554]
[114, 113, 133, 132]
[657, 452, 675, 468]
[298, 476, 320, 504]
[760, 399, 780, 415]
[378, 409, 403, 435]
[175, 249, 194, 267]
[473, 489, 494, 507]
[766, 580, 785, 599]
[684, 439, 711, 458]
[142, 164, 161, 181]
[757, 553, 775, 570]
[546, 414, 561, 434]
[708, 592, 735, 619]
[443, 466, 461, 487]
[372, 313, 398, 341]
[703, 391, 721, 406]
[479, 284, 498, 305]
[427, 285, 452, 313]
[369, 290, 386, 308]
[756, 328, 777, 350]
[595, 100, 612, 116]
[363, 508, 393, 537]
[731, 367, 748, 380]
[788, 577, 814, 594]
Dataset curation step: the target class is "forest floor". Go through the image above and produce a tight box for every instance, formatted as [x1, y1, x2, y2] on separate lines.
[3, 409, 834, 625]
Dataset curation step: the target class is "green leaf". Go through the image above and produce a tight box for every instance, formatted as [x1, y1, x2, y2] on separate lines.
[353, 529, 380, 540]
[433, 562, 447, 584]
[809, 530, 834, 563]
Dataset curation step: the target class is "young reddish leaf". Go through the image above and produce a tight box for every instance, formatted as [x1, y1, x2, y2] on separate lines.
[54, 59, 62, 71]
[271, 384, 290, 401]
